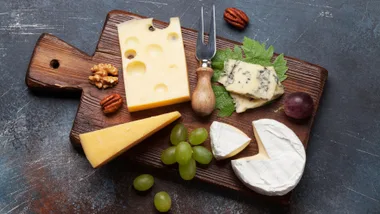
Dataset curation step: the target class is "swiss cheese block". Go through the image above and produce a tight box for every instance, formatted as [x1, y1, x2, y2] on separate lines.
[117, 18, 190, 112]
[80, 111, 181, 168]
[231, 119, 306, 196]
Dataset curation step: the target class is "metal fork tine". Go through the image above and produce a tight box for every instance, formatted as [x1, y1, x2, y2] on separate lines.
[196, 6, 216, 60]
[207, 5, 216, 56]
[197, 7, 204, 45]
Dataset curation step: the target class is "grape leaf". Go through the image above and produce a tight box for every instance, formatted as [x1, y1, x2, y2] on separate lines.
[272, 53, 288, 82]
[241, 37, 274, 61]
[212, 85, 235, 117]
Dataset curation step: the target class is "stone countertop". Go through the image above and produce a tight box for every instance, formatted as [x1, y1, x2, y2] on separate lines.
[0, 0, 379, 213]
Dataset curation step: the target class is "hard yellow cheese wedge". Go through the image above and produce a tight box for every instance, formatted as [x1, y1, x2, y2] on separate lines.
[80, 111, 181, 168]
[117, 18, 190, 112]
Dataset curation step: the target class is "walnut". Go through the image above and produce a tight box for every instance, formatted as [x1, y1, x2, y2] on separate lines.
[91, 63, 118, 76]
[89, 63, 118, 89]
[89, 75, 118, 89]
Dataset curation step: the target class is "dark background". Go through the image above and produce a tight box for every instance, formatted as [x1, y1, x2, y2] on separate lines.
[0, 0, 379, 213]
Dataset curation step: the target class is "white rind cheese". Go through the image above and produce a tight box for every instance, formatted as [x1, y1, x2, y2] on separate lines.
[231, 119, 306, 196]
[210, 121, 251, 160]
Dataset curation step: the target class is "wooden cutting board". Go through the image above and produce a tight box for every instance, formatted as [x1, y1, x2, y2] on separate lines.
[25, 10, 327, 204]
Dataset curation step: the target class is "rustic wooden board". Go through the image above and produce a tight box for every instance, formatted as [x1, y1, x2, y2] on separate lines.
[26, 10, 327, 204]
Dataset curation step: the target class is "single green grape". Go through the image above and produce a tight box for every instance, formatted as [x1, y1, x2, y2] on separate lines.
[179, 158, 196, 180]
[189, 128, 208, 145]
[192, 146, 213, 165]
[170, 123, 188, 146]
[175, 142, 193, 165]
[133, 174, 154, 191]
[154, 191, 172, 212]
[161, 146, 177, 165]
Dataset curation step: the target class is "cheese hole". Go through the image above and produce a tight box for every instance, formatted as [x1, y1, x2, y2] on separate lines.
[125, 49, 136, 59]
[147, 44, 163, 57]
[167, 33, 179, 41]
[169, 64, 178, 72]
[154, 84, 168, 93]
[127, 61, 146, 76]
[125, 37, 139, 47]
[50, 59, 60, 69]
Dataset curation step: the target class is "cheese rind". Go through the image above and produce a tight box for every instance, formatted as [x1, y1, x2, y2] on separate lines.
[117, 18, 190, 112]
[80, 111, 181, 168]
[210, 121, 251, 160]
[231, 119, 306, 196]
[219, 60, 278, 100]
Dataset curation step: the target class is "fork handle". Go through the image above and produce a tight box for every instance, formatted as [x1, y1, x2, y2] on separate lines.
[191, 66, 216, 116]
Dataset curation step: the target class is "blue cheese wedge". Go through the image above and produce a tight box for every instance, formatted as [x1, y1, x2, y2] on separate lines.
[219, 59, 278, 100]
[219, 59, 285, 113]
[210, 121, 251, 160]
[231, 119, 306, 196]
[231, 83, 284, 113]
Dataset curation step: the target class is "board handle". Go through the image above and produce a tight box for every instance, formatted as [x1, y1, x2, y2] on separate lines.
[26, 33, 93, 92]
[191, 67, 216, 116]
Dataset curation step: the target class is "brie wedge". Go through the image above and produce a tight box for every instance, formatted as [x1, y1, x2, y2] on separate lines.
[231, 119, 306, 196]
[210, 121, 251, 160]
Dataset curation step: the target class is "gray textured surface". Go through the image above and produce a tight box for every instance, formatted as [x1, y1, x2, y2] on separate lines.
[0, 0, 379, 213]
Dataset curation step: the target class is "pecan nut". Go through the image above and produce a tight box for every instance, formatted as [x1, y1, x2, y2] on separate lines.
[224, 8, 249, 30]
[100, 94, 123, 114]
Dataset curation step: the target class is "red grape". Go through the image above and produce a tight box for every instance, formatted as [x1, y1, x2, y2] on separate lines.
[284, 92, 314, 119]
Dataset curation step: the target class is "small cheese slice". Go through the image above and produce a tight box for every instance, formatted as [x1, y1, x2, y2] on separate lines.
[117, 18, 190, 112]
[80, 111, 181, 168]
[231, 119, 306, 196]
[219, 60, 278, 100]
[210, 121, 251, 160]
[231, 83, 284, 113]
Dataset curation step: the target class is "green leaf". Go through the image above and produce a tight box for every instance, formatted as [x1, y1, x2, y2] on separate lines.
[272, 54, 288, 81]
[212, 85, 235, 117]
[232, 45, 243, 60]
[278, 74, 288, 82]
[212, 69, 224, 82]
[265, 45, 274, 60]
[241, 37, 273, 61]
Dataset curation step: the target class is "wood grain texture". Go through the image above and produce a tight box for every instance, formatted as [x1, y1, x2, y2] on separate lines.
[25, 10, 327, 204]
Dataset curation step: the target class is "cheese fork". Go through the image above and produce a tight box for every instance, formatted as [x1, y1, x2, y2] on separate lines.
[191, 5, 217, 116]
